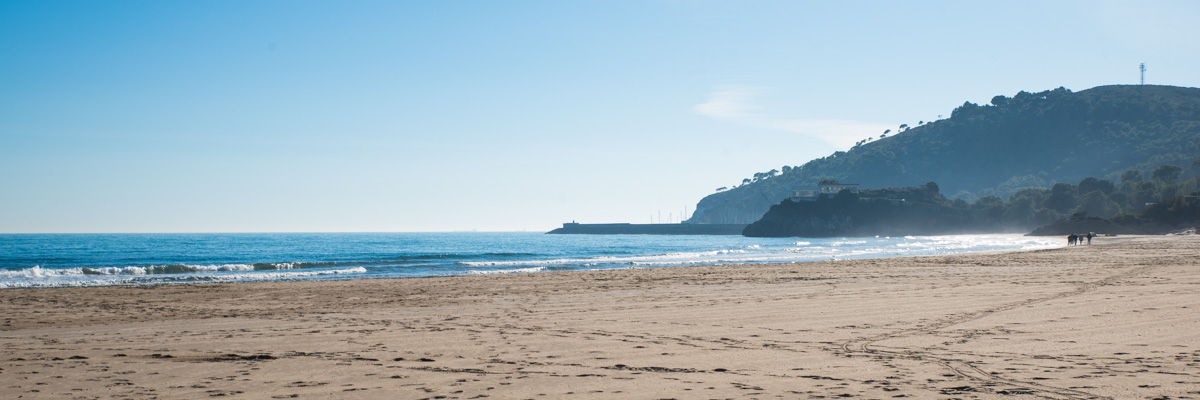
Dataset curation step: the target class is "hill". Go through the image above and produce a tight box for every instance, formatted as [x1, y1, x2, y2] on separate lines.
[742, 166, 1200, 237]
[688, 85, 1200, 224]
[742, 183, 1007, 237]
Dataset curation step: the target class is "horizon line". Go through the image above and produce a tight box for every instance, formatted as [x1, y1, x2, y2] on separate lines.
[0, 230, 550, 235]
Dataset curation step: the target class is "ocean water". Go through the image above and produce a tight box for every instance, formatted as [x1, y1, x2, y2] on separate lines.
[0, 233, 1059, 289]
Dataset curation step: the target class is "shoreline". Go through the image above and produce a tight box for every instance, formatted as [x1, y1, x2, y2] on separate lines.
[1, 233, 1060, 290]
[2, 234, 1197, 399]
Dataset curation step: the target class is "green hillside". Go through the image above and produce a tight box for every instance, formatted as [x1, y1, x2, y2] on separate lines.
[688, 85, 1200, 224]
[742, 166, 1200, 237]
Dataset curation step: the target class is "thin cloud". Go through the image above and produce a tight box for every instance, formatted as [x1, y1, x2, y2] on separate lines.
[694, 85, 890, 149]
[693, 86, 760, 119]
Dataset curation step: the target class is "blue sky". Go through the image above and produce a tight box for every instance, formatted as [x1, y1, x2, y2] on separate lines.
[2, 0, 1198, 232]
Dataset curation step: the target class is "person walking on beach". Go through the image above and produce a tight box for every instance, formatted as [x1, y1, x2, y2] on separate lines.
[1067, 234, 1076, 246]
[1087, 232, 1094, 245]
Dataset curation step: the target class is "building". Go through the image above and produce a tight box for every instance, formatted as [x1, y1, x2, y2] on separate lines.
[819, 182, 859, 194]
[791, 182, 860, 202]
[790, 189, 819, 201]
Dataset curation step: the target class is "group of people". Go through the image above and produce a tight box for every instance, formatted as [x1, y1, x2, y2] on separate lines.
[1067, 232, 1095, 246]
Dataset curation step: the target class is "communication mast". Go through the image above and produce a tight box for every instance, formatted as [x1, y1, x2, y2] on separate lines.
[1140, 63, 1146, 85]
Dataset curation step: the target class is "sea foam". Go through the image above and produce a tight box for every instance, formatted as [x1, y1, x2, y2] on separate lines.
[466, 266, 547, 275]
[0, 267, 367, 289]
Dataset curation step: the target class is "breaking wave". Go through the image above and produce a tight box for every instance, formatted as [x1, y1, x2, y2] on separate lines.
[0, 267, 368, 289]
[0, 263, 320, 279]
[458, 249, 749, 267]
[466, 267, 546, 275]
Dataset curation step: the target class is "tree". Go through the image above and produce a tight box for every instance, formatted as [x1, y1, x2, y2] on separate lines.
[974, 195, 1006, 221]
[1077, 177, 1115, 195]
[974, 195, 1004, 208]
[899, 123, 909, 131]
[741, 178, 751, 186]
[1076, 191, 1120, 218]
[1044, 183, 1077, 213]
[1152, 165, 1182, 184]
[1002, 195, 1037, 226]
[767, 169, 779, 178]
[950, 101, 979, 118]
[781, 165, 793, 174]
[883, 129, 891, 135]
[1132, 181, 1157, 208]
[1120, 170, 1143, 183]
[1009, 188, 1048, 205]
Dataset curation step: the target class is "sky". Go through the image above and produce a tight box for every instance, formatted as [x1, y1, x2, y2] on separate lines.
[2, 0, 1199, 233]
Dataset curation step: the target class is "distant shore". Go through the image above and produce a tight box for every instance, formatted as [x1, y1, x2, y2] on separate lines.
[2, 235, 1198, 399]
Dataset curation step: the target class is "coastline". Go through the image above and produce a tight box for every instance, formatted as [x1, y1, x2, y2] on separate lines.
[0, 233, 1060, 288]
[2, 234, 1198, 398]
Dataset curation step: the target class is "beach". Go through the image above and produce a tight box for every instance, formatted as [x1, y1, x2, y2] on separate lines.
[1, 234, 1198, 399]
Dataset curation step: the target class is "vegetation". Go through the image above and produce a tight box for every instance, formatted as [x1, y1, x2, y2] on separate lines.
[693, 85, 1200, 224]
[743, 163, 1200, 237]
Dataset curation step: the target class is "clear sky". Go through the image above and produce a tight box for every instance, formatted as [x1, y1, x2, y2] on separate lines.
[2, 0, 1198, 233]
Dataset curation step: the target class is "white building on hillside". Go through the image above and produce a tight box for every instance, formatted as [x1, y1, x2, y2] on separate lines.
[791, 182, 860, 202]
[819, 183, 859, 194]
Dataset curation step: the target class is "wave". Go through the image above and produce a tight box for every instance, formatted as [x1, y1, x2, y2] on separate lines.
[457, 249, 749, 267]
[1, 252, 552, 277]
[466, 267, 546, 275]
[829, 240, 868, 246]
[0, 262, 330, 278]
[0, 267, 368, 289]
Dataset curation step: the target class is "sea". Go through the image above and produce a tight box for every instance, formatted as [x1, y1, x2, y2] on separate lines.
[0, 233, 1060, 289]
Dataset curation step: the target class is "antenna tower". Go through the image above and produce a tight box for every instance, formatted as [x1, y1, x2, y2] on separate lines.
[1139, 63, 1146, 85]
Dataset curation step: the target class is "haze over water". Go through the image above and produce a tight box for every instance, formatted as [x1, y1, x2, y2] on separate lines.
[0, 233, 1058, 288]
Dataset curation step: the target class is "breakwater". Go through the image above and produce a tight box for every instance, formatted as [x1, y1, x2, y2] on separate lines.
[547, 223, 747, 235]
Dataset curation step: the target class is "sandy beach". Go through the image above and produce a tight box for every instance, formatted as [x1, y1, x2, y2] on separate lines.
[2, 235, 1198, 399]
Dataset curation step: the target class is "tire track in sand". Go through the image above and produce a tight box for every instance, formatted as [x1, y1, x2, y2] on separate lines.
[838, 265, 1154, 400]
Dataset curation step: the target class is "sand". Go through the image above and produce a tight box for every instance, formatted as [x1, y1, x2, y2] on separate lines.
[1, 235, 1199, 399]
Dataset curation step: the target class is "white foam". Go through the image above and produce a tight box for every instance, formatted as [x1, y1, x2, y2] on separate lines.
[0, 263, 308, 278]
[466, 267, 546, 275]
[461, 235, 1058, 270]
[457, 249, 748, 267]
[829, 240, 867, 246]
[0, 267, 367, 289]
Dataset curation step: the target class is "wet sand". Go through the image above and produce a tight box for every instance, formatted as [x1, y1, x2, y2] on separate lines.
[2, 235, 1198, 399]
